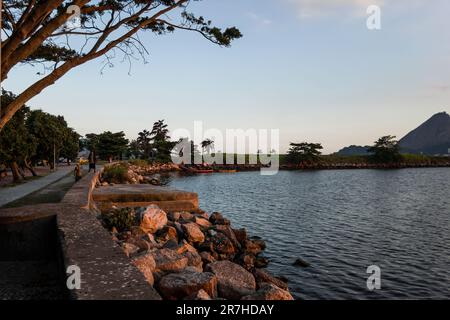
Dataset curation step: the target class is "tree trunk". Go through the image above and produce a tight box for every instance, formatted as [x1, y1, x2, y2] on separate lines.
[24, 160, 37, 176]
[10, 162, 22, 182]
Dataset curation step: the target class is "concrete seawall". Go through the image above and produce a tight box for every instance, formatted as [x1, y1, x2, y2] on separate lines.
[0, 169, 162, 300]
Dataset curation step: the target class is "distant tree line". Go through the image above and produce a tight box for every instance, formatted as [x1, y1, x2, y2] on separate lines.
[81, 120, 179, 163]
[285, 135, 403, 165]
[0, 90, 80, 182]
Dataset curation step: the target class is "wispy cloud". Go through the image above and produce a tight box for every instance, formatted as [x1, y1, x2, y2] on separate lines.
[285, 0, 385, 19]
[247, 12, 273, 26]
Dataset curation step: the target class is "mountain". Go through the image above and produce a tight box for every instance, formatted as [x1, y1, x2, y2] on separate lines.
[335, 145, 371, 156]
[399, 111, 450, 155]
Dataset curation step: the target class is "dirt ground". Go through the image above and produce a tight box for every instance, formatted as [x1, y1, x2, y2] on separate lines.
[0, 165, 70, 188]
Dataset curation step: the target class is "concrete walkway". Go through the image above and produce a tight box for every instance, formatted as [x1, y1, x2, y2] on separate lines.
[0, 166, 74, 208]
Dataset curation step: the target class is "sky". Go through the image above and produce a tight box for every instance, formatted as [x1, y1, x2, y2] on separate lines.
[3, 0, 450, 154]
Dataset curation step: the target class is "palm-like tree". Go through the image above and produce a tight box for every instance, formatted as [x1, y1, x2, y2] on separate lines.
[201, 139, 215, 165]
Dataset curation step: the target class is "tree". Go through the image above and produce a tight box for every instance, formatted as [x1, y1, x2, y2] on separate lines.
[287, 142, 323, 164]
[96, 131, 129, 160]
[128, 139, 141, 159]
[0, 91, 37, 181]
[60, 128, 81, 164]
[149, 120, 176, 162]
[137, 129, 152, 159]
[83, 133, 100, 151]
[0, 0, 242, 130]
[26, 110, 68, 169]
[368, 135, 402, 163]
[201, 138, 214, 163]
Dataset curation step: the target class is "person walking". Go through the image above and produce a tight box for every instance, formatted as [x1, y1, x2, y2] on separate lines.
[74, 163, 82, 182]
[88, 150, 97, 173]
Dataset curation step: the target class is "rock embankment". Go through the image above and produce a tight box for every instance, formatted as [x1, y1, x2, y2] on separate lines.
[101, 205, 293, 300]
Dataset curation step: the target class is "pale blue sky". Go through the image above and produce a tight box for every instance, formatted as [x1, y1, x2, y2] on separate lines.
[4, 0, 450, 153]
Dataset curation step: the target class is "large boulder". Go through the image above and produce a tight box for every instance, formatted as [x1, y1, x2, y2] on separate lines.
[232, 228, 248, 246]
[157, 270, 218, 300]
[140, 206, 168, 234]
[244, 239, 264, 255]
[211, 232, 235, 256]
[180, 211, 194, 221]
[253, 269, 289, 291]
[151, 248, 188, 273]
[155, 226, 178, 243]
[206, 261, 256, 300]
[195, 216, 212, 229]
[182, 223, 205, 244]
[242, 283, 294, 301]
[183, 251, 203, 272]
[209, 212, 230, 226]
[132, 253, 157, 286]
[215, 225, 241, 249]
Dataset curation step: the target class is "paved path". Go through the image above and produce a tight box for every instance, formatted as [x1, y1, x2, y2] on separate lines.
[0, 166, 74, 208]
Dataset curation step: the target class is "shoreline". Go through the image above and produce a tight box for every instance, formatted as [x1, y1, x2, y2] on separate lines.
[99, 163, 295, 300]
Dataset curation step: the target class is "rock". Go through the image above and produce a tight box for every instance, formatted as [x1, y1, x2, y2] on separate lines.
[128, 238, 151, 252]
[251, 239, 266, 251]
[157, 271, 218, 300]
[209, 212, 230, 225]
[241, 283, 294, 301]
[155, 226, 178, 243]
[130, 226, 147, 239]
[236, 253, 256, 271]
[195, 216, 212, 229]
[185, 289, 212, 300]
[200, 251, 216, 265]
[255, 255, 270, 268]
[173, 222, 186, 240]
[122, 242, 140, 258]
[151, 248, 188, 273]
[253, 269, 289, 291]
[182, 223, 205, 244]
[140, 206, 168, 234]
[211, 233, 236, 256]
[215, 225, 241, 249]
[195, 212, 209, 220]
[232, 228, 248, 246]
[183, 251, 203, 272]
[132, 254, 156, 286]
[244, 240, 264, 255]
[176, 240, 198, 255]
[101, 182, 109, 186]
[206, 261, 256, 300]
[293, 258, 310, 268]
[180, 211, 194, 221]
[167, 211, 181, 222]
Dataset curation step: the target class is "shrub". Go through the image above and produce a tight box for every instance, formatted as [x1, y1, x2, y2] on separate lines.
[101, 207, 135, 232]
[102, 163, 129, 183]
[129, 159, 149, 167]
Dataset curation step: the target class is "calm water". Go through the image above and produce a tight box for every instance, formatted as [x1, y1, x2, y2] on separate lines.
[168, 168, 450, 300]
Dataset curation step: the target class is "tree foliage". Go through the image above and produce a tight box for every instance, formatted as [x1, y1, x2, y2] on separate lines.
[287, 142, 323, 164]
[0, 90, 79, 180]
[87, 131, 129, 160]
[1, 0, 242, 130]
[368, 135, 402, 163]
